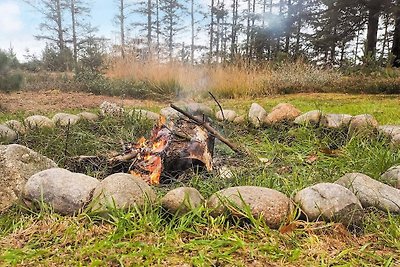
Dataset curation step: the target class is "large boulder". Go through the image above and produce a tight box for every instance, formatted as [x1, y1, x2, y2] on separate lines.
[336, 173, 400, 213]
[294, 183, 363, 226]
[23, 168, 99, 215]
[0, 144, 57, 212]
[381, 166, 400, 189]
[264, 103, 301, 125]
[52, 113, 80, 126]
[215, 109, 237, 122]
[91, 173, 156, 212]
[319, 114, 353, 129]
[161, 187, 204, 215]
[129, 109, 160, 121]
[348, 114, 378, 135]
[294, 110, 322, 125]
[248, 103, 267, 127]
[207, 186, 292, 229]
[24, 115, 55, 129]
[0, 124, 17, 143]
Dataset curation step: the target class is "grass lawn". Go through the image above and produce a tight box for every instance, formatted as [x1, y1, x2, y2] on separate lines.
[1, 93, 400, 266]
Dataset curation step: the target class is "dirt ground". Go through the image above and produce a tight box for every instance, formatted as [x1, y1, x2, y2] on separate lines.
[0, 90, 165, 113]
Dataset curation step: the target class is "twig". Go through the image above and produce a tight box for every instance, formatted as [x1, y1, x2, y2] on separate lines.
[170, 104, 246, 155]
[209, 91, 225, 121]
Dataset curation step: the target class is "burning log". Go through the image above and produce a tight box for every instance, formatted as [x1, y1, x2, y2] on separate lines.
[123, 117, 215, 185]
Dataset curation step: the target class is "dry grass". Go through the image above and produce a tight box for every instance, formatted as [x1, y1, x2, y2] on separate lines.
[106, 57, 343, 98]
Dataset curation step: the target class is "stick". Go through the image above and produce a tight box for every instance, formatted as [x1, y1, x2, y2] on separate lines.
[170, 104, 245, 155]
[208, 91, 225, 121]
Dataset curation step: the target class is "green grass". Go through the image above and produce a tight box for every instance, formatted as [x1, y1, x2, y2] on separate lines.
[1, 94, 400, 266]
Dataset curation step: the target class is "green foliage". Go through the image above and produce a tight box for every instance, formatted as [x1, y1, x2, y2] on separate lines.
[0, 49, 23, 92]
[41, 44, 74, 72]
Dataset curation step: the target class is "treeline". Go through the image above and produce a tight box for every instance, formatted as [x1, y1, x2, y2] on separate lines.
[20, 0, 400, 71]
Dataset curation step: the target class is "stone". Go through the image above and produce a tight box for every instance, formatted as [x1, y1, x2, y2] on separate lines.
[77, 112, 99, 121]
[160, 107, 181, 119]
[161, 187, 204, 215]
[215, 109, 237, 122]
[52, 113, 80, 126]
[24, 115, 55, 129]
[294, 110, 322, 125]
[294, 183, 363, 226]
[248, 103, 267, 127]
[0, 144, 57, 212]
[184, 103, 213, 117]
[348, 114, 378, 135]
[207, 186, 292, 229]
[233, 115, 245, 124]
[381, 166, 400, 189]
[378, 125, 400, 138]
[336, 173, 400, 213]
[264, 103, 301, 125]
[23, 168, 99, 215]
[99, 101, 124, 116]
[218, 166, 234, 179]
[91, 173, 156, 212]
[129, 109, 160, 121]
[391, 133, 400, 148]
[5, 120, 26, 134]
[319, 114, 353, 129]
[0, 124, 17, 142]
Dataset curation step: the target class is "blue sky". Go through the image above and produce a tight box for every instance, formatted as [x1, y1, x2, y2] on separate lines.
[0, 0, 117, 61]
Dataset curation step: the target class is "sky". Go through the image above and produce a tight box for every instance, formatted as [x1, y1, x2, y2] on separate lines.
[0, 0, 117, 61]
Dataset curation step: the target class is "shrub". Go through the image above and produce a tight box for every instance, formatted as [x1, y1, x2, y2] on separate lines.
[0, 50, 23, 92]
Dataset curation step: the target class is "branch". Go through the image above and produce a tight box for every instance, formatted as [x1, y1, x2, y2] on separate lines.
[209, 91, 225, 121]
[170, 104, 246, 155]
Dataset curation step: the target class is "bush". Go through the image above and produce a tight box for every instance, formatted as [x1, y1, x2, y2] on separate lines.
[0, 50, 23, 92]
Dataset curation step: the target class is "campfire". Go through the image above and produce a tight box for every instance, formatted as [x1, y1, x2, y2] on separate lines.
[67, 104, 243, 185]
[123, 115, 215, 185]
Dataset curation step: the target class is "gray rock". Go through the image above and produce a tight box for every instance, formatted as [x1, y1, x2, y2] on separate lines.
[23, 168, 99, 215]
[160, 107, 181, 119]
[348, 114, 378, 135]
[215, 109, 237, 122]
[52, 113, 80, 126]
[264, 103, 301, 125]
[336, 173, 400, 213]
[294, 183, 363, 226]
[161, 187, 204, 215]
[5, 120, 26, 134]
[248, 103, 267, 127]
[381, 166, 400, 189]
[184, 103, 213, 117]
[0, 144, 57, 212]
[24, 115, 55, 129]
[320, 114, 353, 129]
[91, 173, 156, 212]
[207, 186, 292, 229]
[218, 166, 234, 179]
[77, 112, 99, 121]
[0, 124, 17, 142]
[378, 125, 400, 138]
[294, 110, 322, 125]
[129, 109, 160, 121]
[99, 101, 124, 116]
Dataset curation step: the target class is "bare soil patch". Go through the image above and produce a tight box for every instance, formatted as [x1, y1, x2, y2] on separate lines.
[0, 90, 164, 113]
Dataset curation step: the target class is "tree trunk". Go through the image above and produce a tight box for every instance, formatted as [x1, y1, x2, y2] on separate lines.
[156, 0, 160, 60]
[70, 0, 78, 68]
[120, 0, 126, 59]
[230, 0, 238, 61]
[209, 0, 215, 63]
[365, 2, 381, 59]
[191, 0, 194, 65]
[147, 0, 152, 58]
[285, 0, 292, 54]
[392, 1, 400, 67]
